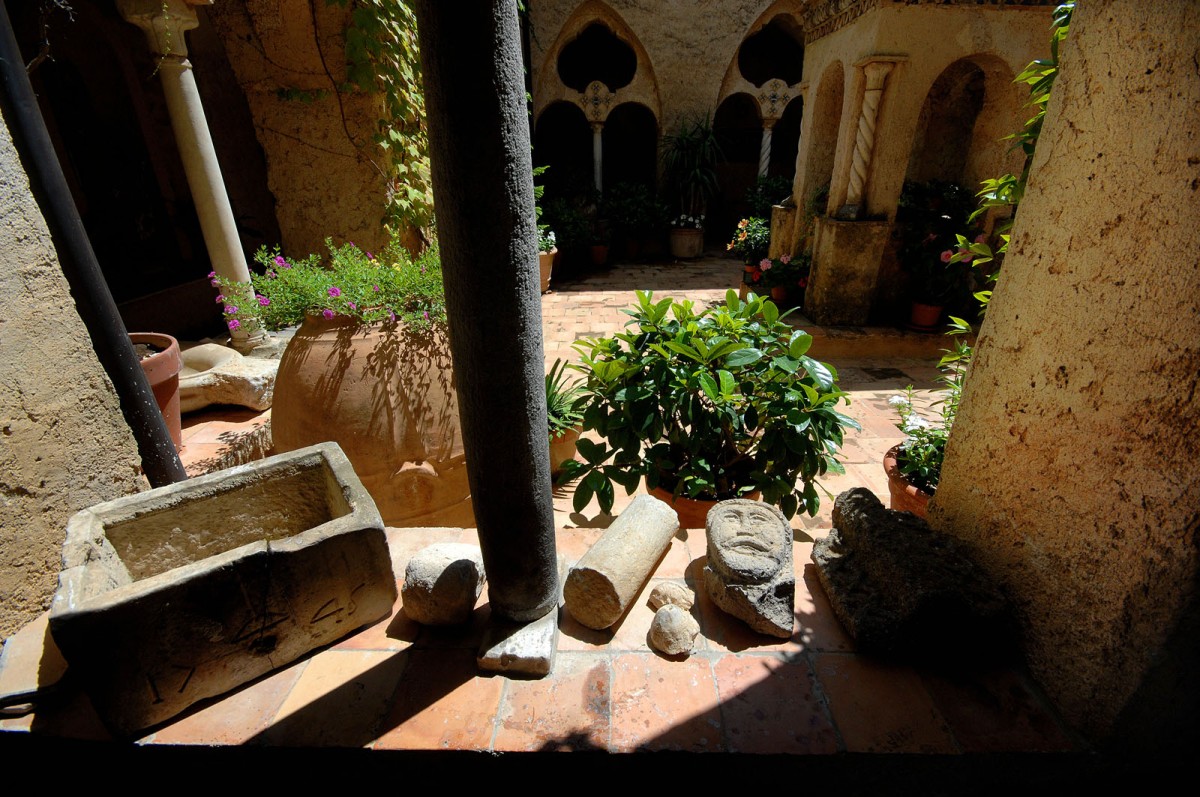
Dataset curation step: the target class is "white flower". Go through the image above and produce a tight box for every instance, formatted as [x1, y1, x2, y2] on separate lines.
[888, 395, 910, 409]
[902, 415, 930, 433]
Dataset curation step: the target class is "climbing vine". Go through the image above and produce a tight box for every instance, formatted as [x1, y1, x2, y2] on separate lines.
[326, 0, 433, 240]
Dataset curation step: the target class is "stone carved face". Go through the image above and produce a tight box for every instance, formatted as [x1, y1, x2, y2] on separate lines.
[706, 500, 790, 584]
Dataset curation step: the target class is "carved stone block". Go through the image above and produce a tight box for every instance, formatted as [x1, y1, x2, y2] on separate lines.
[704, 499, 795, 638]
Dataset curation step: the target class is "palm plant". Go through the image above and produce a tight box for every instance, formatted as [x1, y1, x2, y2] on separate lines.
[660, 116, 722, 220]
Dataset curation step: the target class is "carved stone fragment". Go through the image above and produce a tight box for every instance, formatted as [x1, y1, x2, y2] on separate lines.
[402, 543, 486, 626]
[704, 499, 795, 638]
[811, 488, 1014, 660]
[648, 604, 700, 656]
[563, 495, 679, 630]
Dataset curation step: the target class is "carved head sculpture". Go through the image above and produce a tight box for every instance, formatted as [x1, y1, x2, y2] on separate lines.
[705, 499, 791, 585]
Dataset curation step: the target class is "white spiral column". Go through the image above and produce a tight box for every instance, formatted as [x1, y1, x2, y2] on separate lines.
[841, 60, 895, 218]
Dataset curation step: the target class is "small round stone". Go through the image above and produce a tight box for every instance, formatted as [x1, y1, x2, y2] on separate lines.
[648, 581, 694, 611]
[648, 604, 700, 656]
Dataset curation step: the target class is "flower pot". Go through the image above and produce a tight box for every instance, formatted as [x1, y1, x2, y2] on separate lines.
[648, 485, 762, 529]
[549, 426, 581, 476]
[770, 286, 789, 304]
[883, 443, 932, 519]
[669, 227, 704, 259]
[130, 332, 182, 450]
[538, 247, 556, 293]
[590, 243, 609, 266]
[272, 313, 472, 527]
[908, 302, 944, 331]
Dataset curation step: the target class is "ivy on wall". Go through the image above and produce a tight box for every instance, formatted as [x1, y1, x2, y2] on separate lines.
[327, 0, 433, 238]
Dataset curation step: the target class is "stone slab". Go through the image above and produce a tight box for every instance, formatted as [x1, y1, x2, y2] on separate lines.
[48, 442, 397, 736]
[477, 555, 567, 677]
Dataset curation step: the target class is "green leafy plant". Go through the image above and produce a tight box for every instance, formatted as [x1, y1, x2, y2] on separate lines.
[760, 252, 811, 290]
[559, 290, 859, 519]
[744, 175, 793, 219]
[895, 180, 978, 306]
[889, 318, 971, 494]
[603, 182, 667, 239]
[660, 115, 723, 220]
[213, 233, 445, 332]
[726, 217, 771, 265]
[546, 358, 585, 440]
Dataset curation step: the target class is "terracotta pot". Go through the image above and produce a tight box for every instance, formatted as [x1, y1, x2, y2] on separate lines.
[770, 285, 789, 304]
[669, 227, 704, 259]
[130, 332, 182, 450]
[648, 485, 762, 529]
[590, 244, 609, 266]
[538, 247, 556, 293]
[908, 302, 943, 331]
[272, 313, 472, 527]
[549, 427, 581, 476]
[883, 443, 932, 519]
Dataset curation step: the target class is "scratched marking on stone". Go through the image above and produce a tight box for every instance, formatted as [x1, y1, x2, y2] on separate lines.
[311, 598, 344, 623]
[146, 673, 163, 704]
[173, 664, 197, 694]
[231, 610, 288, 643]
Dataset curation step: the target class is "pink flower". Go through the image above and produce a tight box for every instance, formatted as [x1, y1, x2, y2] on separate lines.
[266, 270, 277, 279]
[974, 234, 988, 244]
[366, 251, 374, 260]
[759, 258, 771, 269]
[347, 302, 357, 311]
[940, 250, 954, 263]
[224, 305, 238, 315]
[423, 311, 429, 320]
[257, 295, 270, 307]
[328, 286, 341, 297]
[373, 284, 380, 292]
[798, 277, 808, 288]
[227, 319, 241, 331]
[780, 254, 791, 265]
[214, 294, 225, 303]
[322, 308, 335, 320]
[274, 255, 287, 268]
[207, 271, 216, 279]
[388, 310, 396, 323]
[210, 279, 220, 287]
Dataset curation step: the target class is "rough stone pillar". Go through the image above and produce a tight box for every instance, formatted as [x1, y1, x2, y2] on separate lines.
[839, 59, 893, 219]
[930, 0, 1200, 747]
[591, 122, 604, 193]
[117, 0, 264, 352]
[414, 0, 558, 624]
[757, 119, 775, 178]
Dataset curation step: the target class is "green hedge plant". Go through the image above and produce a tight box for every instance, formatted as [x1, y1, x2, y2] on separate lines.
[559, 290, 859, 518]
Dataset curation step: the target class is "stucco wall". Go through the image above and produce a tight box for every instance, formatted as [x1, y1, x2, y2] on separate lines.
[204, 1, 389, 259]
[0, 112, 146, 641]
[930, 1, 1200, 740]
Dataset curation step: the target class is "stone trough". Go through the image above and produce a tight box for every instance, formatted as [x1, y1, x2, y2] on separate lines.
[48, 442, 397, 736]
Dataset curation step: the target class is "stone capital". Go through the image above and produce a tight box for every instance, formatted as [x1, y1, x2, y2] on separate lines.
[116, 0, 210, 57]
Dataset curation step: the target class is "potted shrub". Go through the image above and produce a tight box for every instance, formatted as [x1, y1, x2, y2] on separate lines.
[546, 358, 585, 476]
[727, 217, 771, 296]
[559, 290, 859, 525]
[885, 320, 970, 518]
[661, 115, 722, 259]
[895, 180, 977, 328]
[603, 181, 665, 259]
[214, 235, 470, 527]
[537, 226, 557, 293]
[759, 252, 811, 307]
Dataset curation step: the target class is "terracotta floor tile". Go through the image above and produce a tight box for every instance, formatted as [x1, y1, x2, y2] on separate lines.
[332, 580, 420, 652]
[557, 606, 616, 651]
[373, 648, 504, 750]
[793, 544, 856, 653]
[493, 653, 611, 752]
[260, 649, 408, 747]
[147, 658, 307, 745]
[922, 668, 1076, 753]
[813, 653, 957, 753]
[713, 653, 839, 754]
[609, 652, 722, 752]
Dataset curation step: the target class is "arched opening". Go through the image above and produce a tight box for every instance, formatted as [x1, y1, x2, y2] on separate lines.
[769, 98, 804, 182]
[737, 17, 805, 87]
[906, 59, 987, 185]
[534, 101, 593, 201]
[712, 93, 762, 236]
[601, 102, 657, 191]
[807, 61, 845, 215]
[557, 23, 637, 93]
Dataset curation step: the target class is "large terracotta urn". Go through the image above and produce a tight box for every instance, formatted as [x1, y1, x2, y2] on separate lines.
[668, 228, 704, 259]
[272, 313, 473, 527]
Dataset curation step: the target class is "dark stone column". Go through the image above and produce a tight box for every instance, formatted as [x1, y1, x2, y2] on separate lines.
[414, 0, 557, 622]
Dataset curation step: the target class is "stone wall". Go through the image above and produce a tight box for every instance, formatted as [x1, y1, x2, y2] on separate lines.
[930, 1, 1200, 741]
[0, 112, 146, 641]
[204, 1, 390, 259]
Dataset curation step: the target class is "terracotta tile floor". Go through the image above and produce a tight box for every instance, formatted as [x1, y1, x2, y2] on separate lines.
[1, 254, 1080, 756]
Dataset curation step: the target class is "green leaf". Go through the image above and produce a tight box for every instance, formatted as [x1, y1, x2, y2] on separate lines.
[572, 478, 594, 513]
[800, 356, 834, 390]
[575, 437, 608, 465]
[717, 369, 735, 397]
[788, 332, 813, 358]
[772, 355, 800, 373]
[698, 373, 719, 400]
[762, 301, 779, 325]
[725, 348, 763, 368]
[780, 493, 799, 519]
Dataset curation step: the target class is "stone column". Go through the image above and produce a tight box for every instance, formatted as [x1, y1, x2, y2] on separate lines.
[591, 122, 604, 193]
[117, 0, 264, 352]
[757, 119, 775, 178]
[838, 59, 894, 219]
[414, 0, 558, 625]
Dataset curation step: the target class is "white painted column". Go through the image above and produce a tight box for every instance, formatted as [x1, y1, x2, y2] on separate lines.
[117, 0, 265, 351]
[758, 119, 776, 177]
[591, 122, 604, 193]
[840, 60, 895, 219]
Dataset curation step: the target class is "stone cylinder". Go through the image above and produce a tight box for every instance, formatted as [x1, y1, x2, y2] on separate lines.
[563, 495, 679, 630]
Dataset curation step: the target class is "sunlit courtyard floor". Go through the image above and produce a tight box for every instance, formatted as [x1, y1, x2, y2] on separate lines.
[2, 254, 1083, 761]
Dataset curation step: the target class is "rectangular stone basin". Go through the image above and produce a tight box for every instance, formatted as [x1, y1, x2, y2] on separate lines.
[49, 442, 397, 736]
